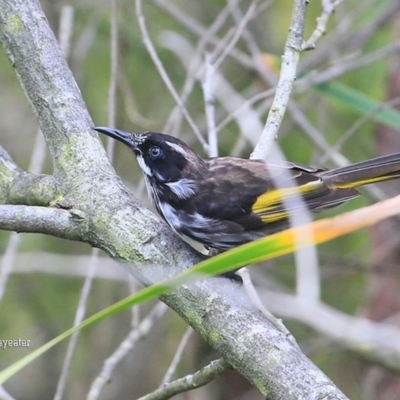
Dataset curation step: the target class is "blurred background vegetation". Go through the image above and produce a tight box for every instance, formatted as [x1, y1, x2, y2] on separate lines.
[1, 0, 400, 399]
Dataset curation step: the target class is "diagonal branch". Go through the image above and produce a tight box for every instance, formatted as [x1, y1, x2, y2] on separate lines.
[250, 0, 308, 159]
[137, 358, 231, 400]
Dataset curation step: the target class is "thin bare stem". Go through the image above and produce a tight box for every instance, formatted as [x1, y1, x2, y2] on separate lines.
[138, 358, 231, 400]
[159, 32, 264, 147]
[163, 1, 234, 138]
[135, 0, 207, 151]
[152, 0, 255, 70]
[302, 0, 346, 51]
[58, 5, 74, 58]
[87, 303, 168, 400]
[54, 250, 99, 400]
[237, 268, 299, 347]
[261, 289, 400, 372]
[298, 41, 400, 90]
[212, 1, 258, 69]
[0, 234, 21, 302]
[202, 55, 218, 157]
[160, 327, 193, 386]
[216, 88, 275, 133]
[106, 0, 118, 159]
[250, 0, 308, 159]
[0, 386, 16, 400]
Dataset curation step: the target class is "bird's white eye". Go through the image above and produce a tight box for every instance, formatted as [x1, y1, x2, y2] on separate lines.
[149, 146, 163, 159]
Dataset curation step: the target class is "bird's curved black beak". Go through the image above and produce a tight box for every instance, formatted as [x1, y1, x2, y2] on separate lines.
[93, 127, 137, 150]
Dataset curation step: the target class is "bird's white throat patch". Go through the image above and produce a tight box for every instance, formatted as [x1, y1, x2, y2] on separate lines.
[136, 154, 152, 176]
[166, 179, 195, 199]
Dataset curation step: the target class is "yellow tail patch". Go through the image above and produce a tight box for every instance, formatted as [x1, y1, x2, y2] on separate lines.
[333, 172, 400, 189]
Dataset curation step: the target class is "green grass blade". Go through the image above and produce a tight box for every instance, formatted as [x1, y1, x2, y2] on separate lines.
[316, 81, 400, 131]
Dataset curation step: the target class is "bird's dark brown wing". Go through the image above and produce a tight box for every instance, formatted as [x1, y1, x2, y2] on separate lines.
[186, 157, 359, 249]
[197, 157, 349, 220]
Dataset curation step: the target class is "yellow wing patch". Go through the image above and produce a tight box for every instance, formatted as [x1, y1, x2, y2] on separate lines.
[259, 211, 289, 223]
[252, 180, 323, 223]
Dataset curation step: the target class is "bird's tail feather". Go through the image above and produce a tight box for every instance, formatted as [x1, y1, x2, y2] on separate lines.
[320, 153, 400, 188]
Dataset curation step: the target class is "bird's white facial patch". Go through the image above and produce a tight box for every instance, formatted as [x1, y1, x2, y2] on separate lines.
[165, 142, 190, 160]
[166, 179, 195, 199]
[136, 154, 152, 176]
[144, 177, 157, 206]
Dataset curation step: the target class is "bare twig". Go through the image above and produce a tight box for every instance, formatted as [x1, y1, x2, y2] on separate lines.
[302, 0, 346, 51]
[135, 0, 207, 151]
[250, 0, 308, 159]
[87, 303, 168, 400]
[212, 1, 258, 69]
[151, 0, 255, 70]
[160, 327, 193, 386]
[201, 55, 218, 157]
[54, 249, 99, 400]
[0, 205, 85, 240]
[0, 386, 16, 400]
[1, 253, 127, 281]
[237, 268, 298, 346]
[58, 5, 74, 58]
[162, 1, 234, 139]
[159, 32, 263, 146]
[261, 290, 400, 372]
[216, 88, 276, 133]
[138, 358, 231, 400]
[0, 234, 21, 302]
[106, 0, 118, 158]
[298, 41, 400, 90]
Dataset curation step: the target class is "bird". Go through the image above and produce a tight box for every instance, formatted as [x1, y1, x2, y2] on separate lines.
[94, 127, 400, 255]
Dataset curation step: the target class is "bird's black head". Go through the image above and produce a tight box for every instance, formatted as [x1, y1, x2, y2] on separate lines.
[94, 127, 203, 182]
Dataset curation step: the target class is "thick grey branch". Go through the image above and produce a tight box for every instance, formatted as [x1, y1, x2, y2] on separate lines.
[0, 205, 85, 240]
[0, 143, 57, 206]
[7, 173, 56, 206]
